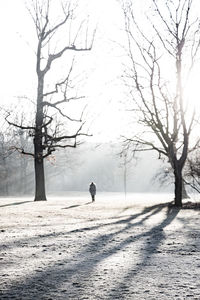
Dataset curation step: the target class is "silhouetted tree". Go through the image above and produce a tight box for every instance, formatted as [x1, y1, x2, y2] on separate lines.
[6, 0, 95, 200]
[121, 0, 200, 206]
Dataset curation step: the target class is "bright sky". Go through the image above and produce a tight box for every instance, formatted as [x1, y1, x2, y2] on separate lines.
[0, 0, 129, 142]
[0, 0, 200, 143]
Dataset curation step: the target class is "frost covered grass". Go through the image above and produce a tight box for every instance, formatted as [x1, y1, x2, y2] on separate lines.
[0, 192, 200, 299]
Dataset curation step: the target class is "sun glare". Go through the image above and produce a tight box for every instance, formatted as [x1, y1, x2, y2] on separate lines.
[185, 70, 200, 112]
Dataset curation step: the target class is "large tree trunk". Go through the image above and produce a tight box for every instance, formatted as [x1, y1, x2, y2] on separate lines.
[34, 72, 47, 201]
[174, 167, 182, 207]
[34, 156, 46, 201]
[34, 133, 46, 201]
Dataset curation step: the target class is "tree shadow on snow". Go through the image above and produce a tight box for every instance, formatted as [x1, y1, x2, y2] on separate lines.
[62, 201, 91, 210]
[107, 205, 180, 299]
[0, 202, 180, 299]
[0, 200, 33, 208]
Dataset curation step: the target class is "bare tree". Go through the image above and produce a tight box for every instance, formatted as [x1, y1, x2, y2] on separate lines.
[6, 0, 95, 201]
[121, 0, 200, 206]
[184, 150, 200, 193]
[0, 116, 27, 195]
[0, 132, 11, 195]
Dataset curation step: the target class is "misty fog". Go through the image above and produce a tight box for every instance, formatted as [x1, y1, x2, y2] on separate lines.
[0, 142, 173, 196]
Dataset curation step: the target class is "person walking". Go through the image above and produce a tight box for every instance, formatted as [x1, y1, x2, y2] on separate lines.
[89, 182, 96, 202]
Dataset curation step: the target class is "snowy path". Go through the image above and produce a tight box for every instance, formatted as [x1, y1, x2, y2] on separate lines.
[0, 193, 200, 299]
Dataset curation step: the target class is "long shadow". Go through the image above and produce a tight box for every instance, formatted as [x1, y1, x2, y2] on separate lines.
[0, 202, 174, 299]
[0, 200, 33, 208]
[107, 206, 180, 299]
[0, 203, 168, 251]
[62, 201, 91, 210]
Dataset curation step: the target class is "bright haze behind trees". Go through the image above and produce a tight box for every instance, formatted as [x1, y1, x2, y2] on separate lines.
[5, 0, 96, 201]
[1, 0, 200, 201]
[120, 0, 200, 207]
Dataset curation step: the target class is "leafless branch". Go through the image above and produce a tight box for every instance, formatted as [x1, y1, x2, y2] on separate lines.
[10, 146, 34, 157]
[5, 113, 35, 131]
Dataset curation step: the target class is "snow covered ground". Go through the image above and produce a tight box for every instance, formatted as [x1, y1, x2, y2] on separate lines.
[0, 192, 200, 299]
